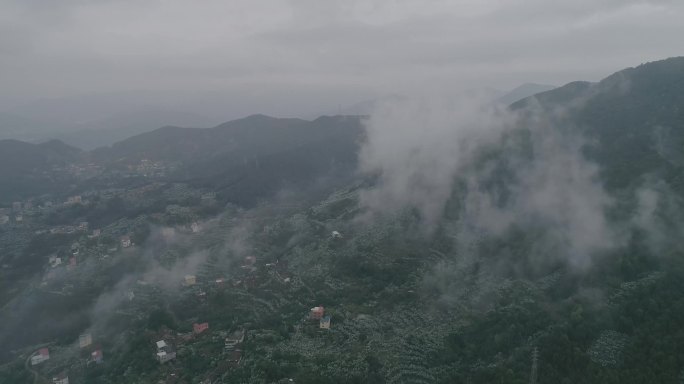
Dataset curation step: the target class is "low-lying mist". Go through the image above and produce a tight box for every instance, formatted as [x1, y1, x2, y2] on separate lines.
[355, 89, 681, 308]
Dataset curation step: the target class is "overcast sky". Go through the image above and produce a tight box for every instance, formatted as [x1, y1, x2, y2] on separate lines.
[1, 0, 683, 118]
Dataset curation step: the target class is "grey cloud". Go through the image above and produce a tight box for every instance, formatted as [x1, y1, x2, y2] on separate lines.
[357, 94, 509, 228]
[632, 180, 684, 255]
[357, 91, 621, 269]
[460, 125, 618, 269]
[354, 96, 626, 309]
[2, 0, 683, 117]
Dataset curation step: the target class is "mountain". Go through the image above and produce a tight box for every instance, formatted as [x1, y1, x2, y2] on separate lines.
[0, 114, 364, 205]
[0, 139, 81, 175]
[94, 114, 364, 205]
[53, 109, 213, 150]
[7, 92, 171, 124]
[0, 112, 68, 142]
[496, 82, 557, 105]
[99, 114, 360, 160]
[0, 105, 213, 150]
[512, 56, 684, 192]
[94, 114, 307, 162]
[262, 57, 684, 383]
[0, 139, 82, 201]
[334, 94, 409, 116]
[335, 87, 504, 116]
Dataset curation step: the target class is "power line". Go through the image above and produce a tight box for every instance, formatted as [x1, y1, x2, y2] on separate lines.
[530, 347, 539, 384]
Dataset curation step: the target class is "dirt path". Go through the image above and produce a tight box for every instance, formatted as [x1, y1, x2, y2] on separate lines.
[24, 354, 47, 384]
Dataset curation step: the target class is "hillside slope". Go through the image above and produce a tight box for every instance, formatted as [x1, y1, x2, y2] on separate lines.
[94, 114, 365, 205]
[512, 56, 684, 191]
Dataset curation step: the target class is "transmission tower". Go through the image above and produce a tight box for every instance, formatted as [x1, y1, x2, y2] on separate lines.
[529, 347, 539, 384]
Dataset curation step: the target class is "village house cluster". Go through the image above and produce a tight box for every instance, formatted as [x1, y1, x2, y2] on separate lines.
[30, 331, 104, 380]
[0, 156, 252, 380]
[4, 183, 313, 383]
[132, 159, 168, 177]
[120, 235, 132, 248]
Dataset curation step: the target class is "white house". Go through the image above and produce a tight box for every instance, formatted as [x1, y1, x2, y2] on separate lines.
[184, 275, 197, 286]
[156, 340, 176, 363]
[52, 372, 69, 384]
[49, 256, 62, 268]
[120, 236, 132, 248]
[79, 333, 92, 348]
[31, 348, 50, 365]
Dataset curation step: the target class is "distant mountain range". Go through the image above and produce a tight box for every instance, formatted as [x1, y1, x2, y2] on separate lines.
[0, 139, 83, 202]
[332, 84, 557, 116]
[0, 112, 68, 142]
[333, 94, 409, 116]
[94, 114, 364, 205]
[51, 109, 213, 150]
[495, 83, 557, 105]
[512, 56, 684, 192]
[0, 107, 213, 150]
[0, 139, 82, 176]
[0, 83, 555, 150]
[0, 114, 363, 205]
[2, 57, 683, 205]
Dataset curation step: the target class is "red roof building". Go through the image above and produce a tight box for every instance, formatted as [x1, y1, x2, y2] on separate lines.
[91, 349, 103, 364]
[31, 348, 50, 365]
[193, 322, 209, 334]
